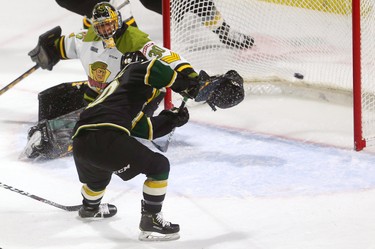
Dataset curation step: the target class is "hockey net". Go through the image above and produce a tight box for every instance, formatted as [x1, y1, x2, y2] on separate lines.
[163, 0, 375, 151]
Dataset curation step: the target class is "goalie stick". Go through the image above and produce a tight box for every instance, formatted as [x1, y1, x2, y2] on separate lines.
[116, 0, 130, 10]
[0, 64, 40, 96]
[0, 181, 82, 211]
[151, 97, 188, 152]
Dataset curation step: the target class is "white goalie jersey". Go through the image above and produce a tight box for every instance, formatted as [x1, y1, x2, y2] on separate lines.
[57, 24, 197, 94]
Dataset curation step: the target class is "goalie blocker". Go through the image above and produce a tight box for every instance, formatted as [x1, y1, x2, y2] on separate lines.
[194, 70, 244, 111]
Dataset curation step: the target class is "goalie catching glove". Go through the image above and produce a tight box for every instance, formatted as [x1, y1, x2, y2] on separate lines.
[193, 70, 245, 111]
[28, 26, 62, 71]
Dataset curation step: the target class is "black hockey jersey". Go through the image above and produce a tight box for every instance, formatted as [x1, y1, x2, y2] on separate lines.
[72, 58, 193, 140]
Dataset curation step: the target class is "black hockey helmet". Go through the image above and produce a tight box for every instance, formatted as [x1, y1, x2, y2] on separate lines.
[92, 2, 122, 39]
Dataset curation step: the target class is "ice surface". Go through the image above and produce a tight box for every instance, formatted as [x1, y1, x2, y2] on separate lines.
[1, 1, 375, 248]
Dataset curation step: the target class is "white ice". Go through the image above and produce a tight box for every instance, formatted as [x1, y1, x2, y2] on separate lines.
[1, 1, 375, 249]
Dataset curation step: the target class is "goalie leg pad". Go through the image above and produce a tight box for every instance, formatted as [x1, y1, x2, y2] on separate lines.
[38, 81, 87, 121]
[20, 108, 84, 160]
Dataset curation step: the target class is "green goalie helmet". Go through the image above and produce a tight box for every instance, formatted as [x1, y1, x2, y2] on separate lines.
[92, 2, 122, 39]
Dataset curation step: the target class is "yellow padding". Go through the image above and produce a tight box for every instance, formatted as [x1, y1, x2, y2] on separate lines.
[83, 17, 92, 28]
[176, 64, 192, 72]
[143, 180, 168, 196]
[126, 17, 136, 26]
[259, 0, 351, 15]
[203, 12, 222, 27]
[81, 184, 105, 201]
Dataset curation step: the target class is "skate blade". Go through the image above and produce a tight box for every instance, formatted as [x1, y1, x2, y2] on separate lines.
[138, 231, 180, 241]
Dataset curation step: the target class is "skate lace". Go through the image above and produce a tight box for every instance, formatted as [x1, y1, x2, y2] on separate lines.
[98, 204, 110, 214]
[156, 212, 171, 227]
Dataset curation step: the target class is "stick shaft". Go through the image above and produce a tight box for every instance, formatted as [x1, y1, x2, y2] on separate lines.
[0, 64, 40, 96]
[0, 181, 81, 211]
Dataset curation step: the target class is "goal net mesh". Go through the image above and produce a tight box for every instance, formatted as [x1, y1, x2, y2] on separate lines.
[168, 0, 375, 147]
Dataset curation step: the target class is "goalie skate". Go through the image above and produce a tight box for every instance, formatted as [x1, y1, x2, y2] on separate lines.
[214, 22, 254, 49]
[20, 121, 51, 160]
[21, 130, 42, 159]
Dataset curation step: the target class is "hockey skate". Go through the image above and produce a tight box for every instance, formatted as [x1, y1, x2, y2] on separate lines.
[214, 22, 254, 49]
[78, 203, 117, 218]
[139, 201, 180, 241]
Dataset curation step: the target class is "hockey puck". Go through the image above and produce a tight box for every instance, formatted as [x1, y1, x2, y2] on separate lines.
[294, 73, 304, 79]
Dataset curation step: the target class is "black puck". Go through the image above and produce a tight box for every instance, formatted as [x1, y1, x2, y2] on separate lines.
[294, 73, 304, 79]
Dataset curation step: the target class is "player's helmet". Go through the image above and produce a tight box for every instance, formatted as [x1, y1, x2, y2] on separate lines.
[92, 2, 122, 39]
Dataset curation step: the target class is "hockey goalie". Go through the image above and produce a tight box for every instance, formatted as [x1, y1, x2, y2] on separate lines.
[20, 64, 244, 160]
[20, 13, 244, 160]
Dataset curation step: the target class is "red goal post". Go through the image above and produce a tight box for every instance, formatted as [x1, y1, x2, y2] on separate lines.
[162, 0, 173, 110]
[163, 0, 373, 151]
[352, 0, 365, 151]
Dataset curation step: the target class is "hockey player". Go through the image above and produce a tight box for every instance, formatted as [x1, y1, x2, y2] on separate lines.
[72, 51, 244, 241]
[22, 2, 199, 159]
[55, 0, 255, 49]
[73, 55, 189, 241]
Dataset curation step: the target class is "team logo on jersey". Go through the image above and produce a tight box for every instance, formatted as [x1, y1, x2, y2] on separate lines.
[142, 41, 154, 55]
[148, 45, 166, 59]
[88, 61, 111, 92]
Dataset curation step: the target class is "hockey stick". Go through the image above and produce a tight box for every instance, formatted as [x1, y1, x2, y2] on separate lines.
[0, 181, 82, 211]
[152, 97, 188, 152]
[0, 64, 40, 96]
[117, 0, 130, 10]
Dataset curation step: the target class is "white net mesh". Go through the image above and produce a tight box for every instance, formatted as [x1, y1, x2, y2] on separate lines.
[169, 0, 375, 148]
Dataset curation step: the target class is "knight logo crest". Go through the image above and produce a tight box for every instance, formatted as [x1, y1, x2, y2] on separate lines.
[88, 61, 111, 92]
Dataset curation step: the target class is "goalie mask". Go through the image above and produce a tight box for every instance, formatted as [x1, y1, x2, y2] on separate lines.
[92, 2, 122, 40]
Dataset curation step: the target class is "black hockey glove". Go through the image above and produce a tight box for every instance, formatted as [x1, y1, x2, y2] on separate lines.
[159, 107, 189, 128]
[179, 70, 210, 99]
[28, 26, 62, 71]
[195, 70, 244, 111]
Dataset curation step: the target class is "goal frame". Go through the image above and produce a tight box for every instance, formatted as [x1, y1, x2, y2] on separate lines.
[352, 0, 365, 151]
[162, 0, 173, 110]
[163, 0, 366, 151]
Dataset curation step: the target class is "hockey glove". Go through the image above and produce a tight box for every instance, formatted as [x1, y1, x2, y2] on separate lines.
[159, 107, 189, 128]
[179, 70, 210, 99]
[28, 26, 62, 71]
[195, 70, 244, 111]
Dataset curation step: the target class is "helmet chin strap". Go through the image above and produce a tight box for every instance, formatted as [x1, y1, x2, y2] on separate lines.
[102, 38, 116, 48]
